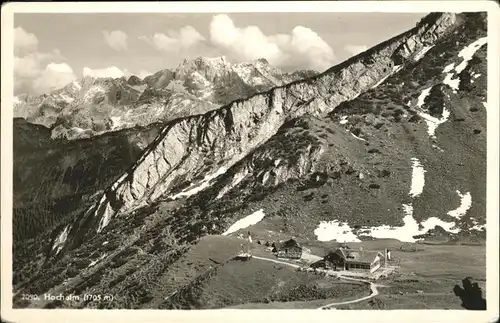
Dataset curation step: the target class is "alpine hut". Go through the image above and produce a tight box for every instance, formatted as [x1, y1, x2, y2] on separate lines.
[324, 246, 384, 273]
[275, 238, 303, 259]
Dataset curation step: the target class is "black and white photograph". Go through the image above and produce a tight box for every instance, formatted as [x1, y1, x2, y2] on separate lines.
[1, 1, 499, 322]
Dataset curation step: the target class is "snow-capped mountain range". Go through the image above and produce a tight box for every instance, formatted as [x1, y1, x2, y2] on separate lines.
[14, 56, 317, 140]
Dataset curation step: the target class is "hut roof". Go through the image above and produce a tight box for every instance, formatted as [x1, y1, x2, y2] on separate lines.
[327, 248, 382, 264]
[276, 238, 301, 250]
[346, 251, 383, 264]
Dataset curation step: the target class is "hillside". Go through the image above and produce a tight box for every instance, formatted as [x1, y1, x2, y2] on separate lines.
[11, 12, 488, 310]
[13, 118, 163, 245]
[191, 11, 487, 244]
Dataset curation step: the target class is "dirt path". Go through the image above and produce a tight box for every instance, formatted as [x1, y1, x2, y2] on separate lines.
[319, 277, 379, 309]
[251, 255, 380, 309]
[251, 256, 302, 268]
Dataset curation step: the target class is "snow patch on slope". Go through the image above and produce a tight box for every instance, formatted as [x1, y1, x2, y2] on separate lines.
[418, 107, 451, 139]
[441, 37, 487, 93]
[409, 158, 426, 198]
[432, 144, 445, 153]
[314, 220, 361, 243]
[416, 87, 432, 108]
[443, 71, 460, 92]
[415, 86, 450, 139]
[190, 71, 211, 88]
[414, 45, 435, 62]
[471, 224, 485, 231]
[366, 204, 420, 242]
[455, 37, 488, 73]
[222, 209, 266, 236]
[350, 132, 366, 141]
[443, 63, 455, 73]
[52, 225, 70, 255]
[170, 167, 228, 200]
[310, 37, 488, 243]
[447, 190, 472, 219]
[470, 218, 485, 232]
[420, 217, 460, 234]
[363, 203, 460, 242]
[87, 253, 108, 268]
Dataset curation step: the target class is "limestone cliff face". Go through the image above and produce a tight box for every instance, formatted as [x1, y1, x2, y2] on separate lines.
[59, 12, 458, 252]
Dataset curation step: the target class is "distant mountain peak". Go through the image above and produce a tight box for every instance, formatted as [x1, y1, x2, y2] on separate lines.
[178, 56, 229, 70]
[255, 57, 270, 65]
[127, 75, 143, 86]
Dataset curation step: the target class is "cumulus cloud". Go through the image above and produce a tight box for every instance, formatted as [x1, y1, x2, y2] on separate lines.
[140, 25, 205, 52]
[13, 27, 77, 95]
[14, 47, 71, 94]
[14, 27, 39, 55]
[83, 66, 125, 79]
[140, 15, 334, 70]
[14, 54, 45, 78]
[209, 14, 335, 71]
[102, 30, 128, 51]
[137, 70, 152, 79]
[345, 44, 368, 56]
[32, 63, 77, 94]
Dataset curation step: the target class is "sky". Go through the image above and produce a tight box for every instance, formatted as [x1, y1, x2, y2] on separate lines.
[13, 12, 427, 95]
